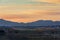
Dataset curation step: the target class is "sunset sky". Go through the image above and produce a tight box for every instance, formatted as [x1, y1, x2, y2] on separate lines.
[0, 0, 60, 22]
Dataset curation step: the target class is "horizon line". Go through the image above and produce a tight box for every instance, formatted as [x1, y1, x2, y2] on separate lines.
[0, 19, 60, 23]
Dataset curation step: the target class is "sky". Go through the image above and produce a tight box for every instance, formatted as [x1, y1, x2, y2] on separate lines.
[0, 0, 60, 22]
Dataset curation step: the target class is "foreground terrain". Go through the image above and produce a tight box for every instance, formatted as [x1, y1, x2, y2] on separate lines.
[0, 27, 60, 40]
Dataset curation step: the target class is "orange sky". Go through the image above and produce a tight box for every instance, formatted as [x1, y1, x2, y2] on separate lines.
[0, 0, 60, 22]
[33, 0, 60, 3]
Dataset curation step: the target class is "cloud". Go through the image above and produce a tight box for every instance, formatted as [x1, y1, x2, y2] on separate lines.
[32, 0, 60, 4]
[0, 0, 31, 5]
[0, 0, 60, 4]
[0, 0, 60, 22]
[0, 9, 60, 22]
[47, 12, 60, 15]
[0, 0, 58, 6]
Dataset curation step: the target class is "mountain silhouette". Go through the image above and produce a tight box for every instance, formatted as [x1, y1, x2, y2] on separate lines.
[0, 19, 60, 28]
[0, 19, 24, 26]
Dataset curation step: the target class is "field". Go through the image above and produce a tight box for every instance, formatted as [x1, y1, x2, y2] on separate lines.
[0, 27, 60, 40]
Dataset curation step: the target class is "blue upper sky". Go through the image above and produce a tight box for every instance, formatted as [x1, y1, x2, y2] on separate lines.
[0, 0, 32, 4]
[0, 0, 57, 5]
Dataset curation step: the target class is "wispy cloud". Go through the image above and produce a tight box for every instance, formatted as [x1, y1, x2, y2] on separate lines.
[32, 0, 60, 4]
[0, 0, 60, 22]
[0, 0, 59, 5]
[47, 12, 60, 15]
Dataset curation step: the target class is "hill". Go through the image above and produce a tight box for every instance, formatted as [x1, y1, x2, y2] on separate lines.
[0, 19, 60, 28]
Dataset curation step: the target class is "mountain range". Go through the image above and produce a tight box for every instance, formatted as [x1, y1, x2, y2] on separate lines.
[0, 19, 60, 28]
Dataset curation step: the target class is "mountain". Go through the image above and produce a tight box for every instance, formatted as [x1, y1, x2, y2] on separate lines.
[0, 19, 24, 27]
[0, 19, 60, 28]
[25, 20, 60, 28]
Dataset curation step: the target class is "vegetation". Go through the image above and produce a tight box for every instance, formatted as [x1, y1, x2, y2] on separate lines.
[0, 27, 60, 40]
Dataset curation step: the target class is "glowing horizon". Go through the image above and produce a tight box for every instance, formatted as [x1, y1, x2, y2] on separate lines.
[0, 0, 60, 22]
